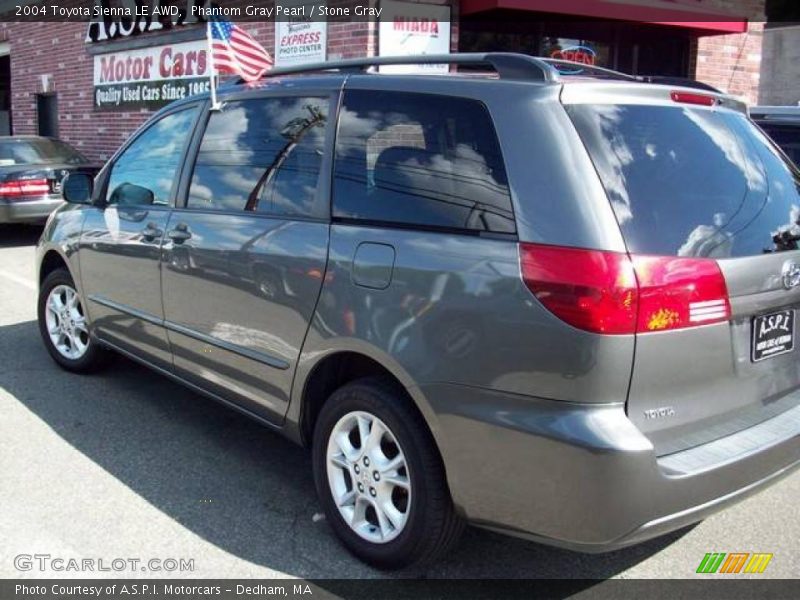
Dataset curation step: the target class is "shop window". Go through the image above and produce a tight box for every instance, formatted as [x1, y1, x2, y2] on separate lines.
[37, 93, 58, 138]
[459, 19, 691, 78]
[333, 90, 515, 234]
[0, 55, 11, 135]
[541, 38, 611, 70]
[187, 97, 328, 219]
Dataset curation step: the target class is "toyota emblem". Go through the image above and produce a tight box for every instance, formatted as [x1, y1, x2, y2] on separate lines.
[781, 260, 800, 290]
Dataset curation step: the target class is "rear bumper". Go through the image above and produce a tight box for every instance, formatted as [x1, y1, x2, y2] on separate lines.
[0, 196, 63, 223]
[422, 383, 800, 551]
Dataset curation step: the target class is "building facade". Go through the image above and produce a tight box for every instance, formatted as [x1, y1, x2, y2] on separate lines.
[760, 24, 800, 105]
[0, 0, 766, 161]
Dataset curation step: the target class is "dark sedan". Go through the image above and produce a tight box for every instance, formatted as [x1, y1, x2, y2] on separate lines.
[750, 106, 800, 166]
[0, 136, 98, 224]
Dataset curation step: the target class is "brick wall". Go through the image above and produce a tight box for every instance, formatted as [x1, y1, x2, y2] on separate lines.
[694, 0, 766, 103]
[0, 18, 373, 161]
[0, 21, 128, 160]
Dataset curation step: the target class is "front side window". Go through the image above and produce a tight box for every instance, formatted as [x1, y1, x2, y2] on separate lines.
[106, 107, 199, 207]
[332, 90, 515, 234]
[187, 97, 328, 218]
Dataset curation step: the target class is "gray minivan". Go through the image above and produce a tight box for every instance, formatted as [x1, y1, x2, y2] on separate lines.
[36, 54, 800, 568]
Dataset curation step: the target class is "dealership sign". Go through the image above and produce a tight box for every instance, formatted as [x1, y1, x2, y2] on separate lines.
[93, 40, 209, 111]
[378, 0, 451, 74]
[274, 1, 327, 67]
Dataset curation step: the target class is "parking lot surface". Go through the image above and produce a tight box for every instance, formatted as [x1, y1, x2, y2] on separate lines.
[1, 225, 798, 580]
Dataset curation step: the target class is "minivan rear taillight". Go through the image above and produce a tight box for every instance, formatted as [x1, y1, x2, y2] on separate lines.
[518, 244, 637, 334]
[632, 255, 731, 332]
[519, 243, 730, 335]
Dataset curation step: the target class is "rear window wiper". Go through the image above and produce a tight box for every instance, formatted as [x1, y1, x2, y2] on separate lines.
[766, 228, 800, 252]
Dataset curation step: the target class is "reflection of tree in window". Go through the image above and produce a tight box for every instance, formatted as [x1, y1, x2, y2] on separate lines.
[246, 104, 326, 213]
[188, 98, 327, 219]
[332, 91, 515, 234]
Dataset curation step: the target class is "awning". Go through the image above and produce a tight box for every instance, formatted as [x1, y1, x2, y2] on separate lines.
[460, 0, 749, 34]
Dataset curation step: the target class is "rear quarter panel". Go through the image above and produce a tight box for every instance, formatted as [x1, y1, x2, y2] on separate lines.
[293, 77, 636, 457]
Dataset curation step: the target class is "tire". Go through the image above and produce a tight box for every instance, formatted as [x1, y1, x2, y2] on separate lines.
[38, 268, 109, 373]
[312, 377, 464, 569]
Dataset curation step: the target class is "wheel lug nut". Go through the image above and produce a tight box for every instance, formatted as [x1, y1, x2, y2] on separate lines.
[363, 457, 370, 467]
[354, 464, 360, 474]
[369, 487, 376, 497]
[357, 483, 364, 493]
[373, 471, 380, 481]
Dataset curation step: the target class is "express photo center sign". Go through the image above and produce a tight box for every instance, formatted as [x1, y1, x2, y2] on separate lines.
[93, 40, 210, 111]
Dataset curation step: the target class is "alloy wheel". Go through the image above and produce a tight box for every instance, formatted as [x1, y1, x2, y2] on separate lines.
[326, 411, 411, 544]
[44, 284, 89, 360]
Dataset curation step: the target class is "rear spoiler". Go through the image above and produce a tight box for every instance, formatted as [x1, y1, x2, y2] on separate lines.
[636, 76, 723, 94]
[560, 81, 748, 114]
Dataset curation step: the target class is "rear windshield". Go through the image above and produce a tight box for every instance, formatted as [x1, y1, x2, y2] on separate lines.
[568, 105, 800, 257]
[0, 139, 87, 166]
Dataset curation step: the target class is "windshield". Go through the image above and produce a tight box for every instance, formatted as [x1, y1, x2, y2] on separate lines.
[567, 104, 800, 257]
[0, 139, 88, 166]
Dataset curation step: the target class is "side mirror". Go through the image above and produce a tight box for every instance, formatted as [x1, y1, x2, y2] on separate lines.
[61, 172, 94, 204]
[108, 182, 155, 207]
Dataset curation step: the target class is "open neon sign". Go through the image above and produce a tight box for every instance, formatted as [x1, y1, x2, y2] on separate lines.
[550, 45, 597, 68]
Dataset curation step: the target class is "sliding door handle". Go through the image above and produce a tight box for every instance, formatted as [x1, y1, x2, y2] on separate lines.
[141, 222, 163, 242]
[167, 223, 192, 244]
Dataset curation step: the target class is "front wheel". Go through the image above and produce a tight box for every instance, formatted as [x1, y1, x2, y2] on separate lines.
[38, 268, 109, 373]
[312, 378, 464, 569]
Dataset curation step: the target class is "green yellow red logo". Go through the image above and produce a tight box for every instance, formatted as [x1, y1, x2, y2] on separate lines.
[696, 552, 773, 574]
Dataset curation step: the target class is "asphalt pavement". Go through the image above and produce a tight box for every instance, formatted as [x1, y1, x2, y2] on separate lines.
[1, 224, 798, 581]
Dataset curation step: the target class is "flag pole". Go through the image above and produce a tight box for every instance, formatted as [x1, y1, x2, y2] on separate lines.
[206, 20, 221, 111]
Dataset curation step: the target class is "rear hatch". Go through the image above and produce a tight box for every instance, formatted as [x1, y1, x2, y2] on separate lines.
[564, 84, 800, 455]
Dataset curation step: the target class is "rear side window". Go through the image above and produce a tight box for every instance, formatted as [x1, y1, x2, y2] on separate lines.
[568, 104, 800, 257]
[333, 90, 515, 234]
[188, 97, 328, 218]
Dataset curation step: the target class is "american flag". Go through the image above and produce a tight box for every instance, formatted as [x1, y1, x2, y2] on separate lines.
[209, 20, 273, 82]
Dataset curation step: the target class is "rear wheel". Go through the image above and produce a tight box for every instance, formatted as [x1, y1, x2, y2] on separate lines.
[312, 377, 464, 568]
[38, 268, 108, 372]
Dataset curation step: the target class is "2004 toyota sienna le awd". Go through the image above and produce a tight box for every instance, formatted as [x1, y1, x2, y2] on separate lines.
[35, 54, 800, 569]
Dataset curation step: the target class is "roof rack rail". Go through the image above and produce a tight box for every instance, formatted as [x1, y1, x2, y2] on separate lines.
[542, 59, 638, 81]
[234, 53, 560, 84]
